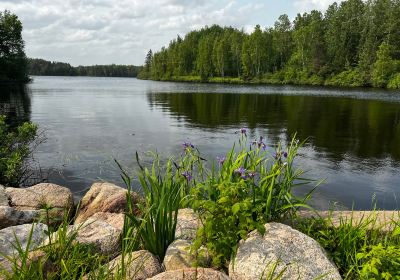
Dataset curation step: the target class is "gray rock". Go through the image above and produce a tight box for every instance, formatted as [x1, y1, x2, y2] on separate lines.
[148, 268, 230, 280]
[89, 212, 125, 231]
[0, 185, 9, 207]
[0, 223, 47, 261]
[0, 206, 40, 229]
[74, 218, 121, 257]
[229, 223, 342, 280]
[163, 239, 210, 271]
[5, 183, 73, 211]
[75, 182, 141, 225]
[105, 250, 162, 279]
[175, 209, 200, 240]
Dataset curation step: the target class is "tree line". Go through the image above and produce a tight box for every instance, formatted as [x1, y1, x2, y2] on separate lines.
[0, 10, 28, 83]
[28, 58, 142, 78]
[139, 0, 400, 89]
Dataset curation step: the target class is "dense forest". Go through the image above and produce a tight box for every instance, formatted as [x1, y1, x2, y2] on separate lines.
[28, 58, 141, 77]
[0, 10, 28, 83]
[139, 0, 400, 89]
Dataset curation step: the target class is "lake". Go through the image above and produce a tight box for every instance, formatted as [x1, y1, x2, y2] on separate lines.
[1, 76, 400, 209]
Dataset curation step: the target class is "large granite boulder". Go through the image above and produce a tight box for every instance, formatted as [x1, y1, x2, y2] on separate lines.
[175, 208, 200, 240]
[104, 250, 162, 279]
[229, 223, 341, 280]
[0, 206, 40, 229]
[163, 239, 210, 271]
[74, 218, 121, 257]
[148, 268, 230, 280]
[0, 185, 9, 207]
[5, 183, 73, 211]
[44, 217, 121, 258]
[74, 182, 141, 225]
[89, 212, 124, 231]
[0, 223, 47, 261]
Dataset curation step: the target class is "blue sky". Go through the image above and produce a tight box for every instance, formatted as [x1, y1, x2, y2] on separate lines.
[0, 0, 342, 65]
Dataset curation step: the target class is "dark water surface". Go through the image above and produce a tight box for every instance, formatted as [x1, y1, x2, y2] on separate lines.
[1, 76, 400, 209]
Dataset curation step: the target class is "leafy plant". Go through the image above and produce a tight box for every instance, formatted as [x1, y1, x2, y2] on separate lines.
[190, 133, 314, 267]
[357, 243, 400, 279]
[119, 151, 189, 261]
[295, 211, 400, 279]
[0, 115, 41, 186]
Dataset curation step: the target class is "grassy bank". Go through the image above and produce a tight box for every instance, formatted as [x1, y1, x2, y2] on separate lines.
[140, 72, 400, 89]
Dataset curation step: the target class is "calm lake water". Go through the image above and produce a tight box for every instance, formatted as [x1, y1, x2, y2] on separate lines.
[1, 76, 400, 209]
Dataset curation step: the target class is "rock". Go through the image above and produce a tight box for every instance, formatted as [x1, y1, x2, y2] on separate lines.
[90, 212, 125, 231]
[229, 223, 342, 280]
[105, 250, 162, 279]
[298, 210, 400, 232]
[5, 183, 73, 211]
[0, 206, 40, 229]
[75, 182, 141, 225]
[0, 223, 47, 261]
[74, 218, 121, 257]
[148, 268, 230, 280]
[0, 185, 9, 207]
[175, 209, 200, 240]
[163, 239, 210, 271]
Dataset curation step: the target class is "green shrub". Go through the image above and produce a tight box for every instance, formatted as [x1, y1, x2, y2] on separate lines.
[190, 134, 314, 268]
[295, 211, 400, 279]
[0, 115, 39, 186]
[357, 243, 400, 279]
[324, 69, 366, 87]
[387, 73, 400, 89]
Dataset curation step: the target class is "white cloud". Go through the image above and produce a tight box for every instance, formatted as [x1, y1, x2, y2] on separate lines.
[0, 0, 339, 65]
[294, 0, 344, 11]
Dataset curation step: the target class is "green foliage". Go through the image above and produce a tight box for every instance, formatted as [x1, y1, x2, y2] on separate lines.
[119, 148, 203, 261]
[371, 42, 398, 88]
[0, 10, 28, 82]
[139, 0, 400, 89]
[325, 69, 366, 87]
[387, 73, 400, 89]
[0, 115, 38, 186]
[295, 211, 400, 279]
[28, 58, 142, 78]
[190, 135, 313, 268]
[357, 243, 400, 279]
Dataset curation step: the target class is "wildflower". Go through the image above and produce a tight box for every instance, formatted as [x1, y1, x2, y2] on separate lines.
[235, 167, 246, 175]
[248, 171, 256, 178]
[252, 136, 266, 150]
[236, 128, 247, 137]
[217, 156, 226, 165]
[182, 141, 194, 150]
[181, 171, 192, 182]
[283, 152, 288, 158]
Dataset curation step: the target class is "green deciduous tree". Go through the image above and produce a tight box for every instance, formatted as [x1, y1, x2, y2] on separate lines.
[0, 10, 28, 82]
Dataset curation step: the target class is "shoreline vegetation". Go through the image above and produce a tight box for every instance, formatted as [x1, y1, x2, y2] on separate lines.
[27, 58, 142, 78]
[138, 0, 400, 90]
[0, 133, 399, 279]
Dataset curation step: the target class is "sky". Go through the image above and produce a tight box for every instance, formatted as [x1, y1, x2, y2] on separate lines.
[0, 0, 342, 66]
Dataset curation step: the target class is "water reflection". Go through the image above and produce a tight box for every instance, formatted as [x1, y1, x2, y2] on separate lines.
[0, 84, 31, 126]
[147, 92, 400, 163]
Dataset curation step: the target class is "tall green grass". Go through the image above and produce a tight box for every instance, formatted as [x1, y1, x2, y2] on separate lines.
[295, 210, 400, 279]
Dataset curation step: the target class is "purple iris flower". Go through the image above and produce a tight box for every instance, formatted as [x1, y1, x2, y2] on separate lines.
[235, 128, 247, 137]
[252, 136, 266, 150]
[182, 142, 195, 150]
[181, 171, 192, 182]
[217, 156, 226, 165]
[235, 167, 246, 175]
